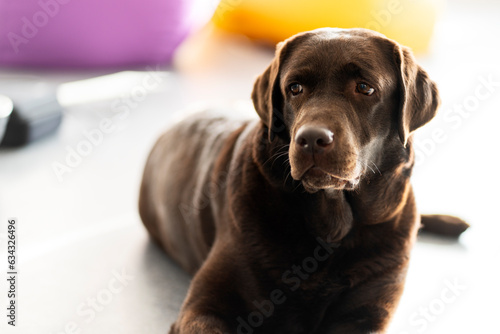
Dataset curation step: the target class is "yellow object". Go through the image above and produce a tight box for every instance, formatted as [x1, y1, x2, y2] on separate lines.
[212, 0, 444, 53]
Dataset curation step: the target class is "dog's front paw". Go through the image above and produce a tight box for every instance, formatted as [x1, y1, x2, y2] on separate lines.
[169, 315, 231, 334]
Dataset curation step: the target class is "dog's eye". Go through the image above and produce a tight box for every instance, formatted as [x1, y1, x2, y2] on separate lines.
[289, 83, 303, 96]
[356, 83, 375, 96]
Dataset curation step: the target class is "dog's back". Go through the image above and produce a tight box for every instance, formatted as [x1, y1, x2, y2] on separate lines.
[139, 111, 254, 273]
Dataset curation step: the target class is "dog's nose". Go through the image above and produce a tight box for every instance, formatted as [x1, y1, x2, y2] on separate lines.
[295, 126, 334, 154]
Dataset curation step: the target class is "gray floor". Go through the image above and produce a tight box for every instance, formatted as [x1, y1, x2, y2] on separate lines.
[1, 1, 500, 333]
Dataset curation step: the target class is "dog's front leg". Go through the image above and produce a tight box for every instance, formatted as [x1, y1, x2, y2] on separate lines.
[168, 242, 241, 334]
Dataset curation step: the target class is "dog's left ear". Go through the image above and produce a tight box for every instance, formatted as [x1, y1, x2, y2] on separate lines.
[394, 45, 440, 147]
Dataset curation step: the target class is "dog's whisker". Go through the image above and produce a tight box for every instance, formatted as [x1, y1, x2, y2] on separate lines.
[270, 156, 287, 169]
[281, 158, 290, 167]
[292, 181, 303, 192]
[371, 161, 382, 175]
[263, 145, 290, 167]
[270, 148, 290, 169]
[263, 152, 283, 167]
[364, 161, 375, 174]
[283, 171, 292, 186]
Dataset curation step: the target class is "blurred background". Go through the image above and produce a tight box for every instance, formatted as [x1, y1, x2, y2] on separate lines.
[0, 0, 499, 333]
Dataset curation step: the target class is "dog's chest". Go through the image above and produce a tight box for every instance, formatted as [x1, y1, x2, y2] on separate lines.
[258, 259, 348, 333]
[258, 237, 349, 301]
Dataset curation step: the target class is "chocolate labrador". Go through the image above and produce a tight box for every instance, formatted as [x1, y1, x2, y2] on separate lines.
[139, 28, 468, 334]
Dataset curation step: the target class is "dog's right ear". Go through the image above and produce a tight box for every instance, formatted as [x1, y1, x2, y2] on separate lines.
[252, 34, 306, 142]
[251, 42, 286, 142]
[252, 32, 315, 142]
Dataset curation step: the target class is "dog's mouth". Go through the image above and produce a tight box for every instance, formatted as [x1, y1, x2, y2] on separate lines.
[300, 166, 360, 192]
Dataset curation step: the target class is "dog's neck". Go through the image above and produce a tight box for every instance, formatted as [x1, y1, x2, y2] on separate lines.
[345, 136, 415, 225]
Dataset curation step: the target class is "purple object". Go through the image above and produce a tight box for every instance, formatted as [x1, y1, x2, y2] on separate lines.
[0, 0, 201, 68]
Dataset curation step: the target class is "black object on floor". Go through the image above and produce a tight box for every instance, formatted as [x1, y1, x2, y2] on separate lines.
[0, 82, 63, 147]
[0, 94, 13, 142]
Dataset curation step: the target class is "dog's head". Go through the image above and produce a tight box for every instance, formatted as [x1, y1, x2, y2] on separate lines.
[252, 28, 439, 193]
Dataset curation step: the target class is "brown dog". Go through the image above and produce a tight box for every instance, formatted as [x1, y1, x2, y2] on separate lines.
[139, 28, 468, 334]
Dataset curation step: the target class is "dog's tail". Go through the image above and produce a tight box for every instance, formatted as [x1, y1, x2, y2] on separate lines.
[419, 214, 470, 238]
